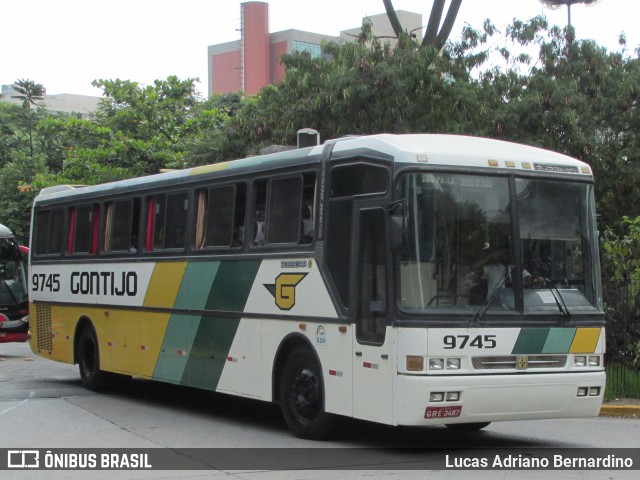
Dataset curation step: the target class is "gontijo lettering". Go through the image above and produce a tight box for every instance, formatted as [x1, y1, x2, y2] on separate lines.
[70, 271, 138, 296]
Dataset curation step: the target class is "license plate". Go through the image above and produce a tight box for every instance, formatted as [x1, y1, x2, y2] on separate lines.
[424, 405, 462, 419]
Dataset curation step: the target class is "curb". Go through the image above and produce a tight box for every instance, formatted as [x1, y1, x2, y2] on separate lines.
[599, 405, 640, 418]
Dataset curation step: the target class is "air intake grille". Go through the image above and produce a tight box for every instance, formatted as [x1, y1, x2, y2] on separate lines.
[36, 305, 53, 351]
[472, 355, 567, 370]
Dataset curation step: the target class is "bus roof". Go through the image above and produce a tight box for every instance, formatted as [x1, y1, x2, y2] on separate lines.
[329, 134, 592, 174]
[35, 134, 592, 204]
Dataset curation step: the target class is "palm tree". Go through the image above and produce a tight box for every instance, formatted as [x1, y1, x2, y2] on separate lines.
[11, 79, 46, 109]
[11, 79, 46, 156]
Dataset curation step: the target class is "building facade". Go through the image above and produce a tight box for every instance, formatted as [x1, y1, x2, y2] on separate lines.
[208, 1, 422, 96]
[1, 85, 100, 119]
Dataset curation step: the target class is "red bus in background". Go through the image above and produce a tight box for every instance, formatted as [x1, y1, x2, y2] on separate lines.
[0, 224, 29, 343]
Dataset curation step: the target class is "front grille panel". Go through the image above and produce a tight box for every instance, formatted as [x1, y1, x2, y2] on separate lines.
[472, 355, 567, 370]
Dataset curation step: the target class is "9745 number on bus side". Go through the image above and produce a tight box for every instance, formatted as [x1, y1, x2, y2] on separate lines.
[443, 334, 496, 349]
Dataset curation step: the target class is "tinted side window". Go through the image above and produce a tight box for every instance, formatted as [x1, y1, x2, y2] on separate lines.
[34, 209, 64, 255]
[330, 163, 389, 198]
[194, 183, 246, 249]
[150, 192, 188, 250]
[252, 173, 316, 247]
[267, 176, 303, 244]
[104, 199, 140, 253]
[71, 205, 97, 254]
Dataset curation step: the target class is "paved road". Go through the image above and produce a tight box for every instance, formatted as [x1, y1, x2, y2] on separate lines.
[1, 341, 638, 479]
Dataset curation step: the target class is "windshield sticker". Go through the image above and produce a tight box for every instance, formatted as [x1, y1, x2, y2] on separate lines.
[537, 291, 558, 304]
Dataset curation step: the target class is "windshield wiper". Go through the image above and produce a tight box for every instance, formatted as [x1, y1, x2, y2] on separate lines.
[470, 265, 512, 325]
[549, 286, 572, 322]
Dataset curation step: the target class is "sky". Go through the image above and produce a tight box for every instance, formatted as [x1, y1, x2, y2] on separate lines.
[2, 0, 638, 98]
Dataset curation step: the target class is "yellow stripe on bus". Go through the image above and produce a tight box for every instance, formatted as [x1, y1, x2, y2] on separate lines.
[143, 261, 188, 309]
[569, 327, 601, 353]
[188, 162, 229, 176]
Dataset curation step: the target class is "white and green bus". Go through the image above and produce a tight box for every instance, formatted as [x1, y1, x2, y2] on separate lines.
[28, 134, 605, 439]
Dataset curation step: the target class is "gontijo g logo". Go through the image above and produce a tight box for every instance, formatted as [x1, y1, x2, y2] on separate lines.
[264, 273, 308, 310]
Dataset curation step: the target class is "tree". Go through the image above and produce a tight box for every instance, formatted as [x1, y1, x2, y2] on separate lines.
[11, 79, 46, 156]
[11, 79, 45, 109]
[383, 0, 462, 49]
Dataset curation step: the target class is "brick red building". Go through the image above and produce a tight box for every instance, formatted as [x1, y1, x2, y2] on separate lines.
[207, 2, 421, 96]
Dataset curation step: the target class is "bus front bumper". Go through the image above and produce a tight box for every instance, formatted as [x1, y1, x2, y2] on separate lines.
[396, 371, 605, 426]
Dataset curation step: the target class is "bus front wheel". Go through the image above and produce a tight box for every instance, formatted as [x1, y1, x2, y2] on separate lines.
[279, 346, 335, 440]
[77, 327, 111, 391]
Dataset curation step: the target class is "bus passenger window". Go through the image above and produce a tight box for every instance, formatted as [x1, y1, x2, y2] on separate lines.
[34, 209, 64, 256]
[69, 205, 99, 255]
[252, 173, 316, 247]
[148, 192, 188, 250]
[104, 199, 140, 253]
[267, 176, 303, 244]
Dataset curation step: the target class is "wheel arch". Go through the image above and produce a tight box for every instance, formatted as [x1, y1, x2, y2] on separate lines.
[272, 333, 322, 403]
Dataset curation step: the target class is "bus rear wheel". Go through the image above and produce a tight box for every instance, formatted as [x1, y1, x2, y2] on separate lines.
[77, 327, 112, 391]
[279, 346, 335, 440]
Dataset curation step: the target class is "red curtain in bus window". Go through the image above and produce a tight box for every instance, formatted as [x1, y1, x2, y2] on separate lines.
[90, 205, 100, 254]
[67, 207, 76, 254]
[146, 197, 156, 251]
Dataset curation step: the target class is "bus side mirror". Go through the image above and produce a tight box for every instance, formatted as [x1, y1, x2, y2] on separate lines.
[390, 214, 409, 254]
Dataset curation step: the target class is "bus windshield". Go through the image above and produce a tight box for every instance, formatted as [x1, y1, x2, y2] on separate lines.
[0, 237, 28, 308]
[397, 172, 601, 316]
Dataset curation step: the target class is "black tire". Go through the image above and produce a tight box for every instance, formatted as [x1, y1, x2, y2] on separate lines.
[279, 346, 336, 440]
[77, 326, 112, 391]
[445, 422, 491, 431]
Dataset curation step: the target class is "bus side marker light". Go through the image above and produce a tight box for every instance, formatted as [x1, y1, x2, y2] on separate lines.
[227, 356, 238, 362]
[338, 325, 347, 333]
[406, 355, 424, 371]
[298, 323, 307, 331]
[177, 350, 187, 357]
[329, 370, 343, 377]
[488, 160, 499, 167]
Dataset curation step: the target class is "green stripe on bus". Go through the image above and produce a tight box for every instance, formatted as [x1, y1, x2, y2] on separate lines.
[154, 259, 261, 389]
[181, 315, 240, 390]
[152, 313, 200, 382]
[205, 260, 261, 312]
[174, 261, 220, 310]
[512, 328, 550, 354]
[542, 328, 576, 354]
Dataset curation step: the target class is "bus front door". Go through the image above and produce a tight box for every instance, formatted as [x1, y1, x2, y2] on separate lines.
[352, 206, 394, 424]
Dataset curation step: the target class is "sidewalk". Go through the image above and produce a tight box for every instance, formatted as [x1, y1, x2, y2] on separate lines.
[600, 399, 640, 418]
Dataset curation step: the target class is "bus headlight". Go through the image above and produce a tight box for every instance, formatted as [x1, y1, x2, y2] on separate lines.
[574, 356, 587, 367]
[429, 358, 444, 370]
[446, 358, 461, 370]
[588, 356, 600, 367]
